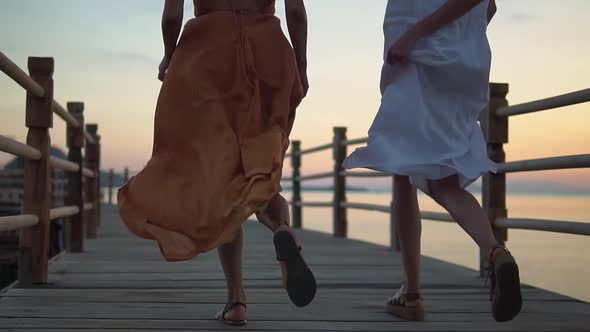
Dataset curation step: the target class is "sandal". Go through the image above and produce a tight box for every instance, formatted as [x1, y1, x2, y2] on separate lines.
[487, 245, 523, 322]
[386, 285, 424, 322]
[273, 230, 317, 307]
[386, 285, 425, 321]
[214, 302, 247, 326]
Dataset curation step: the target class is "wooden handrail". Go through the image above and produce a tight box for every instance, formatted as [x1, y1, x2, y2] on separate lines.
[495, 218, 590, 236]
[52, 101, 80, 129]
[292, 201, 332, 208]
[0, 52, 99, 144]
[82, 167, 96, 178]
[341, 137, 368, 146]
[0, 214, 39, 232]
[49, 156, 80, 172]
[0, 51, 45, 98]
[420, 211, 454, 222]
[1, 54, 103, 286]
[50, 206, 80, 220]
[84, 131, 96, 145]
[0, 135, 41, 160]
[497, 154, 590, 173]
[297, 171, 333, 181]
[342, 202, 390, 213]
[340, 171, 390, 178]
[496, 88, 590, 117]
[299, 143, 333, 155]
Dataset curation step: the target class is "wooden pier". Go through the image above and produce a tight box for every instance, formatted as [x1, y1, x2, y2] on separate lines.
[1, 205, 589, 331]
[2, 45, 590, 331]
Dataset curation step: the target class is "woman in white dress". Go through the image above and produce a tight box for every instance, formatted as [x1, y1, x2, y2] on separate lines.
[344, 0, 522, 322]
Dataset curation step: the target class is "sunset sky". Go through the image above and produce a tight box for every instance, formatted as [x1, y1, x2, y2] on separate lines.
[1, 0, 589, 191]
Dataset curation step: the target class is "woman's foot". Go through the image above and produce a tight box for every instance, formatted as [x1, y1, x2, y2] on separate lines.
[215, 302, 247, 326]
[488, 246, 523, 322]
[273, 225, 317, 307]
[386, 285, 425, 321]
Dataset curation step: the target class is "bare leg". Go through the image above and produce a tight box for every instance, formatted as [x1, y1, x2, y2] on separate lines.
[428, 175, 499, 254]
[393, 175, 423, 306]
[256, 194, 293, 288]
[256, 194, 291, 232]
[217, 228, 247, 321]
[256, 194, 302, 288]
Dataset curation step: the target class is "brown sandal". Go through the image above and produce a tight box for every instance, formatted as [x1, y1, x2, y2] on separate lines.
[386, 285, 425, 321]
[487, 245, 523, 322]
[215, 302, 247, 326]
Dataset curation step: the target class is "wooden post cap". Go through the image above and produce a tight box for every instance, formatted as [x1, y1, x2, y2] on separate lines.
[28, 57, 54, 76]
[86, 124, 98, 136]
[67, 102, 84, 114]
[490, 83, 509, 98]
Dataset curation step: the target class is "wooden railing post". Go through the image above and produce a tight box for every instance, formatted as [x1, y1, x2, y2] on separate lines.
[389, 176, 400, 251]
[19, 57, 54, 286]
[85, 124, 99, 239]
[108, 169, 114, 205]
[332, 127, 347, 238]
[481, 83, 509, 276]
[95, 129, 101, 226]
[66, 102, 85, 253]
[291, 141, 302, 229]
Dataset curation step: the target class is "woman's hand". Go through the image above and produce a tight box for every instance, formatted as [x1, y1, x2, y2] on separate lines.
[386, 27, 422, 65]
[158, 55, 172, 82]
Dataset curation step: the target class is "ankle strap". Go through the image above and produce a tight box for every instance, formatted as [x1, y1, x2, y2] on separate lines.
[405, 292, 422, 302]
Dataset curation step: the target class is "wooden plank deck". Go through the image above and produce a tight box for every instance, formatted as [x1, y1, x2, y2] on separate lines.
[0, 205, 588, 331]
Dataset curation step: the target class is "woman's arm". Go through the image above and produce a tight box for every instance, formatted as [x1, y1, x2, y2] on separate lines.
[159, 0, 184, 81]
[387, 0, 485, 64]
[487, 0, 497, 23]
[285, 0, 309, 97]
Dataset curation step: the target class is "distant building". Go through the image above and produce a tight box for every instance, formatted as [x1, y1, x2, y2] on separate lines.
[0, 147, 68, 216]
[0, 147, 69, 272]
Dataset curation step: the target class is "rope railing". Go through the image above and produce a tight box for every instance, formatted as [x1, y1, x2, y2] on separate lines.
[496, 88, 590, 118]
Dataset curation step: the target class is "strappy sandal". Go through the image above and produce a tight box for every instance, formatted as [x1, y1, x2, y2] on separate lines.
[386, 285, 425, 321]
[487, 245, 523, 322]
[273, 230, 317, 307]
[214, 302, 247, 326]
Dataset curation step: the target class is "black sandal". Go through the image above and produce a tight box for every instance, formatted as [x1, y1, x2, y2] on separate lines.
[487, 245, 523, 322]
[215, 302, 247, 326]
[386, 285, 425, 321]
[273, 230, 317, 307]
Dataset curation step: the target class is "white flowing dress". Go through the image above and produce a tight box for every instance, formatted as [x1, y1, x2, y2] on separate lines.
[343, 0, 497, 195]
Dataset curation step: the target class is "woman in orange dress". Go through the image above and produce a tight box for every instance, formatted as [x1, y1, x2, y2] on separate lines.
[117, 0, 315, 325]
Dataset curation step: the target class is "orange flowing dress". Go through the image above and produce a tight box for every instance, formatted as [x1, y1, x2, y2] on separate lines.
[118, 0, 303, 262]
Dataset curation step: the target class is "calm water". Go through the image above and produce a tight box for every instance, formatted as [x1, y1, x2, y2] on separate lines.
[103, 188, 590, 302]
